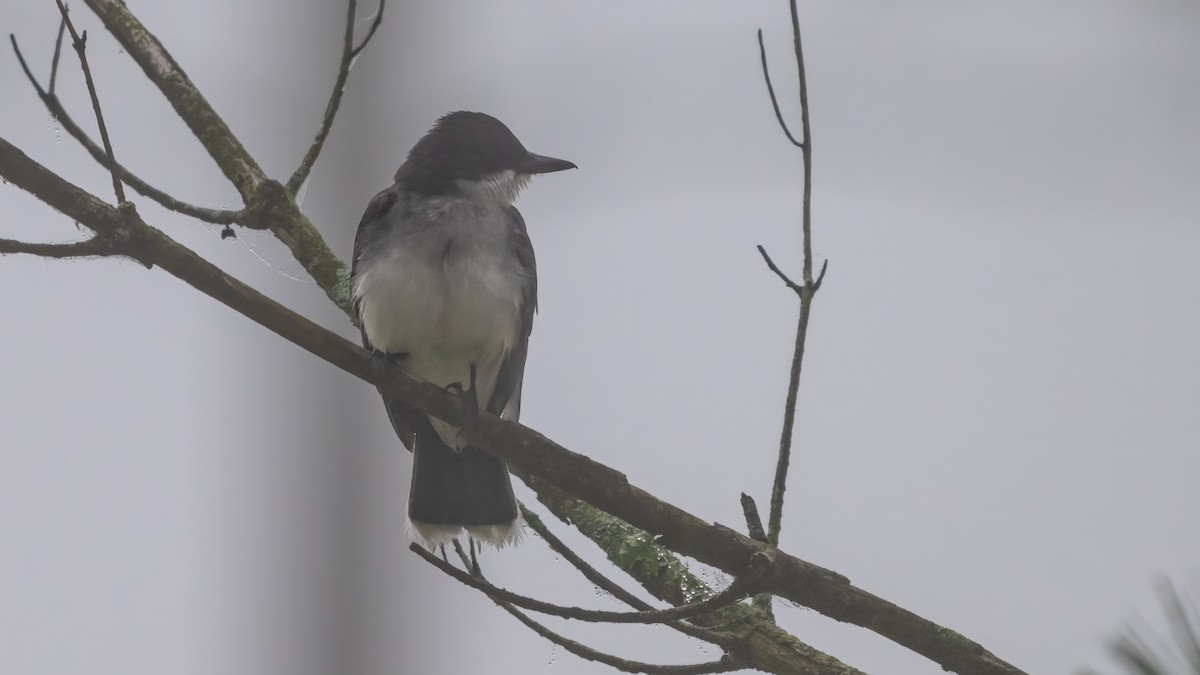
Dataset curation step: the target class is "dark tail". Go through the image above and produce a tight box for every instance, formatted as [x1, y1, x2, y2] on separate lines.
[385, 395, 520, 547]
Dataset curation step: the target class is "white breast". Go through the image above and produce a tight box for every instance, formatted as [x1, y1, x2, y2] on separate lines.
[353, 195, 525, 446]
[356, 246, 522, 361]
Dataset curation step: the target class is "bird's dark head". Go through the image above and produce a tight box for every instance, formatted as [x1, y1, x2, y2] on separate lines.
[395, 111, 576, 199]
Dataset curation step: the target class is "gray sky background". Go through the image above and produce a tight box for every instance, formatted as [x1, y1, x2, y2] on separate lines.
[2, 1, 1198, 674]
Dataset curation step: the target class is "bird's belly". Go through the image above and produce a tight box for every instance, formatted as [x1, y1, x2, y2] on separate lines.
[358, 254, 520, 380]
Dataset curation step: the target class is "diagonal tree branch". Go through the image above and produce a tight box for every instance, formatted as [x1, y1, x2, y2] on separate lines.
[520, 475, 868, 675]
[0, 135, 1027, 675]
[80, 0, 351, 310]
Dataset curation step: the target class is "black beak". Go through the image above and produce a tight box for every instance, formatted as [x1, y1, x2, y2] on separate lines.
[520, 152, 577, 175]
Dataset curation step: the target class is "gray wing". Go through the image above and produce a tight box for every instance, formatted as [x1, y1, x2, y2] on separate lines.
[351, 184, 401, 323]
[486, 206, 537, 421]
[351, 184, 422, 450]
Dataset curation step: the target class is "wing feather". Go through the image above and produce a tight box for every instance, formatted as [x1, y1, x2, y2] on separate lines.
[486, 206, 537, 419]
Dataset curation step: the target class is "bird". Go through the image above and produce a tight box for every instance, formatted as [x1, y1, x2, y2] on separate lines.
[351, 111, 575, 548]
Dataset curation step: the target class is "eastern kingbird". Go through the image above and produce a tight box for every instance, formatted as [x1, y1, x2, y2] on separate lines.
[351, 111, 575, 548]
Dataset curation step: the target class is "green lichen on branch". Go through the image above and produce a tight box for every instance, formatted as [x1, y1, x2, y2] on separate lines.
[232, 179, 351, 314]
[333, 264, 354, 317]
[519, 473, 864, 674]
[936, 626, 982, 654]
[523, 473, 711, 604]
[615, 526, 711, 604]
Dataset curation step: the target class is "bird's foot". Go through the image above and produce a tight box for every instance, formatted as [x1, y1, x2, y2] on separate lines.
[369, 350, 392, 384]
[445, 365, 480, 435]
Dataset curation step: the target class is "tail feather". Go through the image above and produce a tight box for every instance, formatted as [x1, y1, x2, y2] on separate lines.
[387, 394, 520, 548]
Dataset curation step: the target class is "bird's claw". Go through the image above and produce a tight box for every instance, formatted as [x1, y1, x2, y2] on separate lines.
[444, 378, 479, 432]
[369, 350, 392, 384]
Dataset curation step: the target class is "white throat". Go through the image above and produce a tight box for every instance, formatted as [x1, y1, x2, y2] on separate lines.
[455, 169, 530, 205]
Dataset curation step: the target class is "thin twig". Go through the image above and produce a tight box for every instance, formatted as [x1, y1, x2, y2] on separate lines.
[53, 0, 125, 204]
[522, 506, 737, 647]
[767, 300, 806, 547]
[760, 0, 823, 549]
[10, 34, 48, 97]
[0, 236, 114, 258]
[757, 244, 802, 294]
[499, 604, 740, 675]
[791, 0, 815, 288]
[9, 35, 241, 224]
[412, 543, 761, 625]
[757, 29, 803, 149]
[442, 541, 738, 675]
[350, 0, 385, 59]
[523, 506, 654, 610]
[814, 258, 828, 289]
[287, 0, 383, 194]
[48, 16, 65, 94]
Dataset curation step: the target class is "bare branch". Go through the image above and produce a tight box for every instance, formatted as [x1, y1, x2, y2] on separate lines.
[0, 236, 114, 259]
[286, 0, 384, 192]
[412, 543, 764, 625]
[48, 16, 65, 94]
[10, 34, 48, 98]
[500, 604, 740, 675]
[53, 0, 125, 204]
[760, 0, 823, 550]
[757, 244, 802, 294]
[350, 0, 385, 59]
[757, 29, 803, 148]
[814, 258, 828, 289]
[790, 0, 815, 288]
[286, 0, 359, 194]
